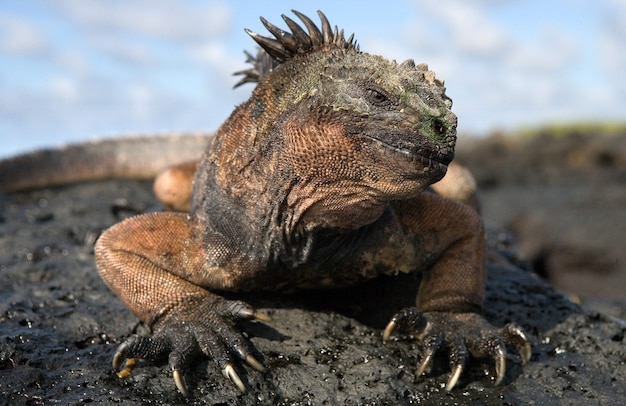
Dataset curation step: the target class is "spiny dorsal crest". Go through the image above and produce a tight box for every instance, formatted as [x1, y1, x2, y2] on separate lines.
[398, 59, 446, 88]
[234, 10, 358, 87]
[234, 10, 447, 91]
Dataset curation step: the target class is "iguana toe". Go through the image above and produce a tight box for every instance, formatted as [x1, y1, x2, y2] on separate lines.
[112, 334, 170, 378]
[415, 334, 442, 376]
[445, 338, 468, 391]
[501, 322, 533, 364]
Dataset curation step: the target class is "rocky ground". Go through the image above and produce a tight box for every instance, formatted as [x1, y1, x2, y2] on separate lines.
[1, 130, 625, 405]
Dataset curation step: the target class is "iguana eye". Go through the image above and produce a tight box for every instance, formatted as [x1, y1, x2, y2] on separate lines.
[366, 86, 390, 104]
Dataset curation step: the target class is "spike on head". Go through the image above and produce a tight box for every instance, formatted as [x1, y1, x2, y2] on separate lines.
[260, 17, 298, 53]
[400, 59, 416, 70]
[281, 14, 312, 49]
[423, 70, 436, 84]
[291, 10, 324, 46]
[235, 10, 359, 87]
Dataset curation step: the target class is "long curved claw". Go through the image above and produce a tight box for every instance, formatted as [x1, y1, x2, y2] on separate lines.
[225, 300, 272, 322]
[173, 369, 189, 397]
[112, 351, 122, 370]
[494, 353, 506, 386]
[382, 319, 397, 344]
[253, 310, 272, 322]
[223, 363, 246, 393]
[502, 323, 532, 364]
[382, 307, 425, 344]
[112, 350, 136, 379]
[246, 354, 266, 372]
[520, 342, 532, 365]
[416, 351, 434, 377]
[116, 358, 136, 379]
[445, 339, 468, 391]
[445, 365, 463, 392]
[416, 334, 443, 377]
[493, 343, 507, 386]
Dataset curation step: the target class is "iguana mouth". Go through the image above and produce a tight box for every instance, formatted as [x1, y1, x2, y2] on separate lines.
[364, 135, 452, 172]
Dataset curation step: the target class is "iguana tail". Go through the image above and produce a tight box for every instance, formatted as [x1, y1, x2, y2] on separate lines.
[0, 133, 211, 192]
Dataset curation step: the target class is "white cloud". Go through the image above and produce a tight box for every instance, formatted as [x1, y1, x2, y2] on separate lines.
[598, 1, 626, 93]
[186, 41, 243, 81]
[506, 26, 577, 73]
[0, 13, 48, 55]
[443, 8, 509, 56]
[31, 1, 242, 132]
[38, 0, 236, 76]
[54, 50, 91, 77]
[410, 0, 511, 57]
[126, 84, 156, 121]
[48, 77, 80, 104]
[90, 35, 158, 66]
[52, 0, 231, 41]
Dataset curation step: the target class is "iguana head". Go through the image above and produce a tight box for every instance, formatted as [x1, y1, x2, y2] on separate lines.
[216, 10, 457, 230]
[235, 11, 456, 196]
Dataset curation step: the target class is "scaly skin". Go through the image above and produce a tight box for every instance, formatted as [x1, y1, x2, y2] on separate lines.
[0, 10, 530, 397]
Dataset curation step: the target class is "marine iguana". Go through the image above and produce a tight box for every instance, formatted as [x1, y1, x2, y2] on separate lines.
[0, 10, 530, 397]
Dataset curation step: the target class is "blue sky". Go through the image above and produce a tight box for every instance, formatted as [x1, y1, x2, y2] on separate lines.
[1, 0, 625, 158]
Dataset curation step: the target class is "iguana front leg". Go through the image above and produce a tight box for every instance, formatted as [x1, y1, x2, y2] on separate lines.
[94, 212, 268, 396]
[382, 194, 531, 390]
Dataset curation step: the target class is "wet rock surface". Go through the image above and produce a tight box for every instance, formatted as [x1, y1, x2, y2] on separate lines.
[1, 175, 624, 404]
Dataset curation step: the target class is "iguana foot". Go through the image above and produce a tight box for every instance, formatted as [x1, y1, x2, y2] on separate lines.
[112, 298, 270, 397]
[383, 308, 531, 391]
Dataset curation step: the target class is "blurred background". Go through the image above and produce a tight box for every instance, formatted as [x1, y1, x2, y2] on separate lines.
[1, 1, 624, 309]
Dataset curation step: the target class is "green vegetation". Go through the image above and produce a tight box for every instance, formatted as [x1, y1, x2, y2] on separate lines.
[515, 122, 626, 139]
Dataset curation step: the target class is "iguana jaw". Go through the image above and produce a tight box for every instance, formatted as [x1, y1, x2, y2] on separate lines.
[362, 134, 452, 179]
